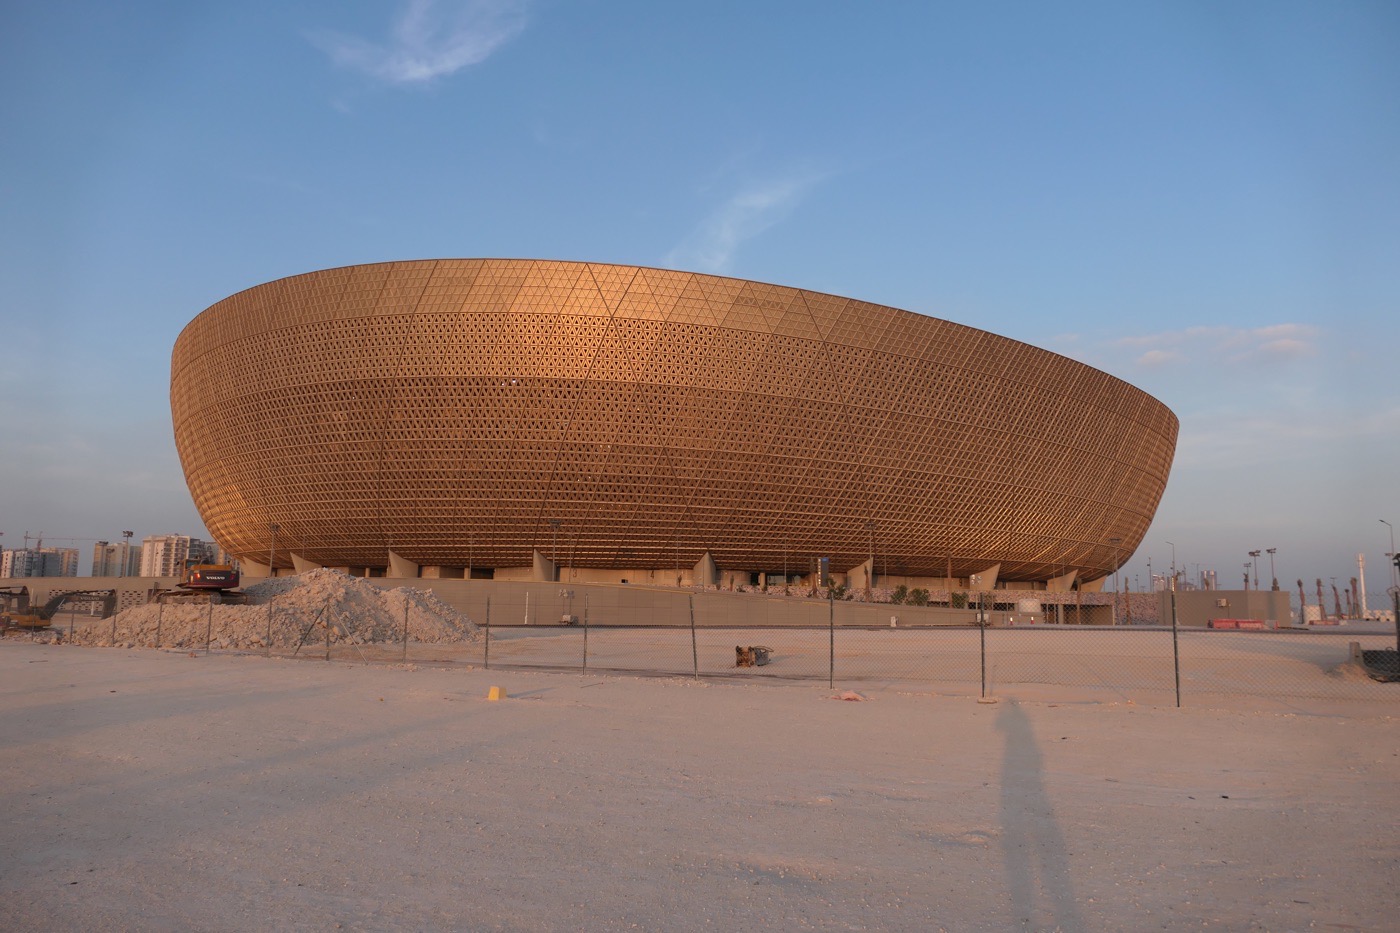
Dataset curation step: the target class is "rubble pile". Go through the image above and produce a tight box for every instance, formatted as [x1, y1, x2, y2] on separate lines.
[70, 569, 479, 650]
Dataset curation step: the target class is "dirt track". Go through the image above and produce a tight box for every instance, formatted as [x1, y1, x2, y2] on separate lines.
[2, 644, 1396, 931]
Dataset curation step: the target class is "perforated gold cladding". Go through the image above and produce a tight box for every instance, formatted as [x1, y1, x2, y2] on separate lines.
[171, 260, 1177, 582]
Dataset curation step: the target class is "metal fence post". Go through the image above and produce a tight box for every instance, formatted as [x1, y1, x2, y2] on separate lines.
[828, 592, 835, 688]
[484, 596, 491, 670]
[156, 603, 164, 650]
[264, 604, 270, 656]
[205, 600, 213, 654]
[1392, 582, 1399, 660]
[980, 595, 988, 699]
[689, 594, 698, 680]
[1171, 587, 1181, 708]
[583, 593, 589, 672]
[292, 604, 327, 657]
[402, 598, 408, 661]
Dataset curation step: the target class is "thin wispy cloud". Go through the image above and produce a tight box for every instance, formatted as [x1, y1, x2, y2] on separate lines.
[1054, 318, 1394, 478]
[1136, 349, 1180, 367]
[310, 0, 527, 86]
[665, 169, 828, 274]
[1175, 403, 1400, 469]
[1112, 323, 1320, 368]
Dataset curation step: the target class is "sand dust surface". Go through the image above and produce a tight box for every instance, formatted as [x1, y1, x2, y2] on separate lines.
[1, 644, 1395, 931]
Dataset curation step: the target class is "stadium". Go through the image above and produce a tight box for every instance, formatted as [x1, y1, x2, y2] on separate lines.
[171, 259, 1177, 590]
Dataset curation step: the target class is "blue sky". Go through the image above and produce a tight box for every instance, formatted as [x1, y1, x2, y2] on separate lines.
[2, 1, 1397, 593]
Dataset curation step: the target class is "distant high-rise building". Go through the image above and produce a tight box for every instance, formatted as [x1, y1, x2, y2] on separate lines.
[92, 540, 142, 577]
[2, 547, 80, 578]
[139, 535, 213, 577]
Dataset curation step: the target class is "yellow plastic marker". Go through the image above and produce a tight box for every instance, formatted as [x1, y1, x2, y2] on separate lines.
[487, 685, 507, 701]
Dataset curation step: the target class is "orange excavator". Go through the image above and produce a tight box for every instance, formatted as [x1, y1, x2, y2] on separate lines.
[1, 588, 116, 630]
[152, 561, 248, 605]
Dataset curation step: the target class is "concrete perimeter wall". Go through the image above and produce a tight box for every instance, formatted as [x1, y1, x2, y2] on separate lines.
[1, 576, 1134, 628]
[367, 578, 1051, 628]
[1157, 589, 1294, 628]
[1, 576, 180, 616]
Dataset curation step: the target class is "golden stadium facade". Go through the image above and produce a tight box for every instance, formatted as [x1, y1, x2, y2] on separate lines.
[172, 259, 1177, 588]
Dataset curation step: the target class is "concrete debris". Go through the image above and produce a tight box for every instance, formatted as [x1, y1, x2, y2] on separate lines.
[69, 569, 479, 650]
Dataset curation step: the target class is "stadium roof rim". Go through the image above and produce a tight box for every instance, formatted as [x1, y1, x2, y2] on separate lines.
[185, 257, 1128, 390]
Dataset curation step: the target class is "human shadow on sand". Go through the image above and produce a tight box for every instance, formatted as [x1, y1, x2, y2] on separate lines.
[996, 700, 1084, 930]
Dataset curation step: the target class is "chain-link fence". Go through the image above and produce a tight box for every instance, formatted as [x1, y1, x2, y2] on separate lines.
[44, 579, 1400, 707]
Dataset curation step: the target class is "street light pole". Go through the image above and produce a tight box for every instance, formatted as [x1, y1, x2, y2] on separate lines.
[268, 523, 279, 579]
[1266, 548, 1277, 590]
[1248, 550, 1261, 592]
[1166, 542, 1176, 590]
[121, 530, 134, 578]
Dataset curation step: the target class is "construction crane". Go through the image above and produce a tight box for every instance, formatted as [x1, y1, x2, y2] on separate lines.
[17, 532, 104, 548]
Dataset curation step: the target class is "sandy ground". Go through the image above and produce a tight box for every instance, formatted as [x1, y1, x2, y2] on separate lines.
[2, 644, 1396, 932]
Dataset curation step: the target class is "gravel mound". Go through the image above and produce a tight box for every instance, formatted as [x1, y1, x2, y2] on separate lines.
[71, 569, 479, 650]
